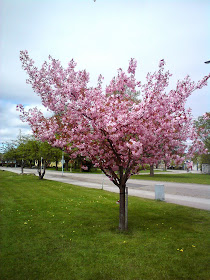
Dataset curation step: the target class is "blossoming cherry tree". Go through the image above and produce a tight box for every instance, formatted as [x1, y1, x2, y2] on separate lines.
[17, 51, 210, 230]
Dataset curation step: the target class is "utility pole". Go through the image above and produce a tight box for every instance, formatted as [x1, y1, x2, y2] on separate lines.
[61, 150, 64, 176]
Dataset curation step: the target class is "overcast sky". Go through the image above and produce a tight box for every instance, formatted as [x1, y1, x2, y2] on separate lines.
[0, 0, 209, 146]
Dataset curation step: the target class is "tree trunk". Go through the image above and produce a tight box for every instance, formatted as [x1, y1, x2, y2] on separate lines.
[150, 164, 154, 176]
[70, 161, 72, 172]
[119, 185, 127, 231]
[55, 161, 58, 171]
[65, 161, 68, 171]
[38, 160, 46, 179]
[21, 160, 24, 174]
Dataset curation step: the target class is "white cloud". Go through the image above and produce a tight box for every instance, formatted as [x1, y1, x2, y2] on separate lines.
[0, 0, 209, 143]
[0, 101, 31, 143]
[0, 101, 52, 144]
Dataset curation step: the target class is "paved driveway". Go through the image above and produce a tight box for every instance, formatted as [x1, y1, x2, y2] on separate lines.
[1, 167, 209, 210]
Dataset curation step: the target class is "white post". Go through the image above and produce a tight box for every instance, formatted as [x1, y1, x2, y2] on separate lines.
[62, 151, 64, 176]
[155, 184, 165, 201]
[125, 186, 128, 229]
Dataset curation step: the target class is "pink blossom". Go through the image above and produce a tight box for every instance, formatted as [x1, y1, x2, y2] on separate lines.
[128, 58, 137, 75]
[17, 51, 210, 190]
[81, 166, 88, 171]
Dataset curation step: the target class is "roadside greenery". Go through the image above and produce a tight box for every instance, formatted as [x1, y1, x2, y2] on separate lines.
[0, 170, 209, 280]
[1, 135, 62, 174]
[131, 173, 210, 185]
[193, 112, 210, 166]
[1, 136, 94, 175]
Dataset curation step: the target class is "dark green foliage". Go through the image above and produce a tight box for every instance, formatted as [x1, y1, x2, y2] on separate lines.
[194, 112, 210, 150]
[193, 112, 210, 165]
[1, 135, 62, 170]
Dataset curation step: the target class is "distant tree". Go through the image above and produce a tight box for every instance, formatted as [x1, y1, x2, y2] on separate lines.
[37, 141, 62, 178]
[25, 138, 40, 168]
[2, 141, 18, 167]
[51, 147, 62, 170]
[194, 113, 210, 150]
[192, 113, 210, 166]
[2, 135, 62, 178]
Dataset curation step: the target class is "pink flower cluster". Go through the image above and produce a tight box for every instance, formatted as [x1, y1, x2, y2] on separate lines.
[17, 51, 210, 188]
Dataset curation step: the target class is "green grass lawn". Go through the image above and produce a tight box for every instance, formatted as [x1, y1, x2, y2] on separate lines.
[47, 167, 210, 185]
[131, 173, 210, 185]
[136, 169, 169, 173]
[47, 167, 103, 173]
[47, 167, 166, 174]
[0, 171, 209, 280]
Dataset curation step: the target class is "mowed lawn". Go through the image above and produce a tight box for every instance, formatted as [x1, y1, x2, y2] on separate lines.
[131, 173, 210, 185]
[0, 171, 209, 280]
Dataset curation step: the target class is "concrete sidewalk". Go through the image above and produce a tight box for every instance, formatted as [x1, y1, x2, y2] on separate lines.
[1, 167, 209, 211]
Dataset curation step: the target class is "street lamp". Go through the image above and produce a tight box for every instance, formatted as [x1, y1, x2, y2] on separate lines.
[204, 61, 210, 64]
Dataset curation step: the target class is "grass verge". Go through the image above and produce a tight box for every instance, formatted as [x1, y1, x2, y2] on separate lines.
[47, 168, 167, 174]
[0, 170, 209, 280]
[47, 167, 103, 173]
[131, 173, 210, 185]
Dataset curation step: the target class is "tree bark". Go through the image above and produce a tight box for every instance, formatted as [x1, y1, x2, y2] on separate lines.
[119, 185, 127, 231]
[38, 160, 46, 179]
[65, 161, 68, 171]
[150, 164, 154, 176]
[21, 160, 24, 174]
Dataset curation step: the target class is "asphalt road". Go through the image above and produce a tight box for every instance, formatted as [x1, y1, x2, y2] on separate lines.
[1, 167, 210, 211]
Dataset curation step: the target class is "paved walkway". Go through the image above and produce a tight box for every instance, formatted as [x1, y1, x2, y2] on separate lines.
[1, 167, 209, 211]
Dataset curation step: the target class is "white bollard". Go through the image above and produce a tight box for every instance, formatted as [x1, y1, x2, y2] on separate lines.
[155, 184, 165, 201]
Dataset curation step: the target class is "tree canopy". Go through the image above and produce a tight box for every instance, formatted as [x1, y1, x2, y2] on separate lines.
[17, 51, 210, 230]
[2, 135, 62, 173]
[193, 112, 210, 165]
